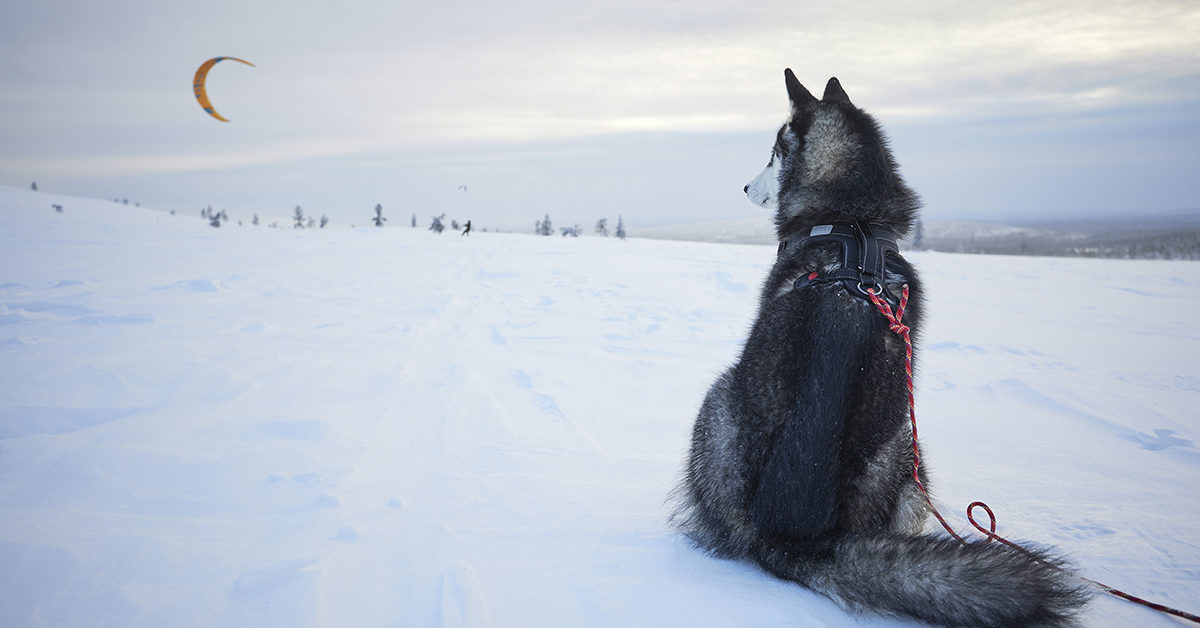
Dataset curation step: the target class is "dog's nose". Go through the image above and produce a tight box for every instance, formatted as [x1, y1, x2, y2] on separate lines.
[743, 184, 749, 194]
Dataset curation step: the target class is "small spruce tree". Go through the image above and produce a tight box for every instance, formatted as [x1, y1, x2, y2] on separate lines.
[294, 206, 306, 228]
[373, 204, 386, 227]
[912, 218, 926, 250]
[616, 215, 626, 240]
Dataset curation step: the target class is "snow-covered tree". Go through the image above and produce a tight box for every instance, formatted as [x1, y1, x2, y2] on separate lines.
[429, 213, 446, 233]
[252, 214, 259, 226]
[912, 218, 925, 250]
[595, 218, 608, 236]
[536, 214, 553, 236]
[372, 204, 386, 227]
[294, 206, 305, 228]
[616, 215, 626, 240]
[30, 181, 38, 191]
[411, 214, 417, 228]
[320, 214, 329, 228]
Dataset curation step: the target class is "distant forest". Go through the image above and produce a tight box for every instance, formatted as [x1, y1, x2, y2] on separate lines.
[908, 215, 1200, 260]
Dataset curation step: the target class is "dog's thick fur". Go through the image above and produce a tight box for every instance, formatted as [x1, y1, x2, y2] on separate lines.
[672, 70, 1091, 627]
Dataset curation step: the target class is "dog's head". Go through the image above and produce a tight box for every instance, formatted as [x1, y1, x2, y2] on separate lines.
[746, 69, 916, 233]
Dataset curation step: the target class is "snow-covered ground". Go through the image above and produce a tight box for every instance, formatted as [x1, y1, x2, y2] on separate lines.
[1, 184, 1197, 627]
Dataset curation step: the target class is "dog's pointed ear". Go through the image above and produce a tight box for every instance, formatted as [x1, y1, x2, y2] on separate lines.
[784, 68, 816, 115]
[823, 77, 851, 104]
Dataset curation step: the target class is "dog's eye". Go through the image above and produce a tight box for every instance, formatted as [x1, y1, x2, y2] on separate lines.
[774, 139, 789, 161]
[773, 124, 791, 160]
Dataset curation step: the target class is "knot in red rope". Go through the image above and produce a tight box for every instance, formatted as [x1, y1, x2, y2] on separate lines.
[866, 285, 910, 334]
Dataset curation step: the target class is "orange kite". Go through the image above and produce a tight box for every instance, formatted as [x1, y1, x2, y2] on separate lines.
[193, 57, 254, 122]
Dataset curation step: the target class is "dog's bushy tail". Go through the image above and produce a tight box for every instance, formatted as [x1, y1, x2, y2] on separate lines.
[756, 533, 1091, 627]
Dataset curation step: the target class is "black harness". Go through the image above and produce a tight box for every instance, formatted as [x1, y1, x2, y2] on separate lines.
[777, 219, 904, 307]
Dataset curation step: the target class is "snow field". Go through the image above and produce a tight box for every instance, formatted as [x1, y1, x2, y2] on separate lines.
[1, 185, 1197, 626]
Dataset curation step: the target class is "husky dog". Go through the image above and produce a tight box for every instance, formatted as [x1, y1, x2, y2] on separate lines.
[672, 70, 1090, 627]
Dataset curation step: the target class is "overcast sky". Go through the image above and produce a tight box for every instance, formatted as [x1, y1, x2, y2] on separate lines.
[2, 0, 1198, 230]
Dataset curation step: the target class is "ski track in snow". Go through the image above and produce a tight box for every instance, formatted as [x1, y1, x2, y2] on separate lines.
[1, 184, 1198, 627]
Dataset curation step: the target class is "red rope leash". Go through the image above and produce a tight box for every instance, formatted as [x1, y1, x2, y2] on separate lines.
[865, 285, 967, 543]
[866, 285, 1200, 624]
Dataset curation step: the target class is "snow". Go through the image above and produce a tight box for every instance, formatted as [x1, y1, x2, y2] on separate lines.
[1, 184, 1197, 627]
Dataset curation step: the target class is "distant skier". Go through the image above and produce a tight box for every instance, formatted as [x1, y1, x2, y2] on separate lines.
[461, 220, 471, 236]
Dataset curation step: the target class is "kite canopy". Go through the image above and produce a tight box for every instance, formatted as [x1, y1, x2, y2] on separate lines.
[193, 57, 254, 122]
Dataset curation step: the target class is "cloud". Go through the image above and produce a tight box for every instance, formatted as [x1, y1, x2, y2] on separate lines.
[1, 0, 1197, 223]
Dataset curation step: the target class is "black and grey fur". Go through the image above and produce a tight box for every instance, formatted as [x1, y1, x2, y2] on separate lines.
[672, 69, 1090, 627]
